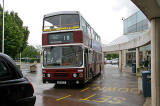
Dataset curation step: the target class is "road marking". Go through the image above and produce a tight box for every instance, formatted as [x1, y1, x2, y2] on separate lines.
[92, 96, 112, 103]
[108, 97, 126, 104]
[112, 87, 117, 92]
[80, 94, 96, 101]
[118, 88, 129, 93]
[92, 84, 97, 86]
[104, 87, 117, 92]
[91, 86, 138, 94]
[92, 86, 104, 91]
[130, 88, 138, 94]
[56, 95, 72, 101]
[80, 87, 90, 92]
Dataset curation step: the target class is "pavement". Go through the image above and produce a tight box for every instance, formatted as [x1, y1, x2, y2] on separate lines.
[20, 63, 145, 106]
[143, 97, 151, 106]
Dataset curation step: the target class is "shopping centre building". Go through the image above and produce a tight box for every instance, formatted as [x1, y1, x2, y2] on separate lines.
[129, 0, 160, 105]
[103, 10, 151, 68]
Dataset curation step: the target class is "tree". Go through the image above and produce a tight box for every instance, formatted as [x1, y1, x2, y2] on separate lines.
[104, 53, 119, 60]
[21, 45, 40, 58]
[0, 5, 29, 58]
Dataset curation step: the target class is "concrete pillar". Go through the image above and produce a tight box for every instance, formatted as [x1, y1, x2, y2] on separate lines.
[119, 50, 122, 72]
[142, 46, 147, 61]
[136, 47, 142, 94]
[136, 47, 140, 70]
[123, 50, 127, 67]
[151, 18, 160, 106]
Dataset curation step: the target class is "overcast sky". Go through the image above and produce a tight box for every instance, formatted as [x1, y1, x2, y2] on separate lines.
[1, 0, 139, 46]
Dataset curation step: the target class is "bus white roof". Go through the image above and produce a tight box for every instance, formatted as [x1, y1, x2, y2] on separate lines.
[44, 11, 80, 18]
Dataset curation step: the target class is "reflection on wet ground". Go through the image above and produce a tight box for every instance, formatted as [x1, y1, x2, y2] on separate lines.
[22, 64, 145, 106]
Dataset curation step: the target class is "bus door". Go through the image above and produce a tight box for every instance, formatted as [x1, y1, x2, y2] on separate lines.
[84, 49, 89, 80]
[93, 51, 97, 76]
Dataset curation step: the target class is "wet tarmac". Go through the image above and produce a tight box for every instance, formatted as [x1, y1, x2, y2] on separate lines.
[22, 64, 145, 106]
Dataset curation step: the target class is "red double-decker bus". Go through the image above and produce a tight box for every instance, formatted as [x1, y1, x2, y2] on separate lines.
[42, 11, 103, 85]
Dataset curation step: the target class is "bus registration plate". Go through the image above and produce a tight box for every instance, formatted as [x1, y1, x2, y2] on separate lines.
[57, 81, 67, 84]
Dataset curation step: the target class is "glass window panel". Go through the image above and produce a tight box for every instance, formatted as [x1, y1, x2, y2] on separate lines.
[0, 61, 9, 77]
[43, 46, 83, 68]
[137, 11, 147, 23]
[61, 14, 80, 27]
[81, 17, 87, 35]
[44, 14, 80, 31]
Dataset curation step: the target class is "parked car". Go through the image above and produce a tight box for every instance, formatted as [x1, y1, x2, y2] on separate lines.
[0, 53, 36, 106]
[111, 58, 119, 64]
[106, 60, 112, 64]
[104, 60, 107, 64]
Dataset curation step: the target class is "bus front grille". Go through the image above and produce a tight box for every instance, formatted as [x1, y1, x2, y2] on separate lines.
[54, 73, 69, 77]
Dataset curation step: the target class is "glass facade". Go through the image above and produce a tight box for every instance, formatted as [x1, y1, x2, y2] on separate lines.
[123, 11, 150, 34]
[123, 11, 151, 68]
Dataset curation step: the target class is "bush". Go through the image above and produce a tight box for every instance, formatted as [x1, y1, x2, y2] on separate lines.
[21, 58, 40, 63]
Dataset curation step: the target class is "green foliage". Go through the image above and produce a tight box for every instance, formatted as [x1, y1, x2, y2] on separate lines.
[21, 45, 40, 58]
[104, 53, 119, 60]
[22, 58, 40, 63]
[17, 45, 40, 63]
[0, 5, 29, 58]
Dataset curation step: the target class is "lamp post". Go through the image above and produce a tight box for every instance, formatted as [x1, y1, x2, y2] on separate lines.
[2, 0, 4, 53]
[20, 52, 21, 70]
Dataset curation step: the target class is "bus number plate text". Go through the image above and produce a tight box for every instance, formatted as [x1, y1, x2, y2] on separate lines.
[57, 81, 67, 84]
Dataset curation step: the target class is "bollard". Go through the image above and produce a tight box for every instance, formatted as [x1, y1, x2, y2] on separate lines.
[137, 67, 144, 94]
[30, 64, 37, 72]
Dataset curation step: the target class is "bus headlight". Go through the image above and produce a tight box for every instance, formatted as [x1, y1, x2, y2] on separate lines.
[73, 73, 78, 78]
[47, 74, 50, 77]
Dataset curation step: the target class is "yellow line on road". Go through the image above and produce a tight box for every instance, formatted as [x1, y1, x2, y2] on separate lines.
[80, 87, 90, 92]
[56, 95, 72, 101]
[80, 94, 96, 101]
[92, 84, 97, 86]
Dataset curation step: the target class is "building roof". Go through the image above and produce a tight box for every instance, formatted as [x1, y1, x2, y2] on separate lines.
[103, 29, 151, 52]
[106, 31, 147, 46]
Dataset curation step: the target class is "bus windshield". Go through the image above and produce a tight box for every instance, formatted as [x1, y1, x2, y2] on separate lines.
[43, 46, 83, 68]
[43, 14, 80, 32]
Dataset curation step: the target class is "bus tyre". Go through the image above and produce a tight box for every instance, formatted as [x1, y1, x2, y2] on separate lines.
[43, 80, 46, 83]
[78, 83, 85, 88]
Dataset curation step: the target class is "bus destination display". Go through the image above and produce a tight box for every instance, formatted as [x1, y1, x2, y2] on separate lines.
[48, 32, 74, 44]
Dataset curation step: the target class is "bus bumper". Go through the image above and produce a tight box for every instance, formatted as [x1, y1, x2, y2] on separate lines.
[43, 79, 84, 85]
